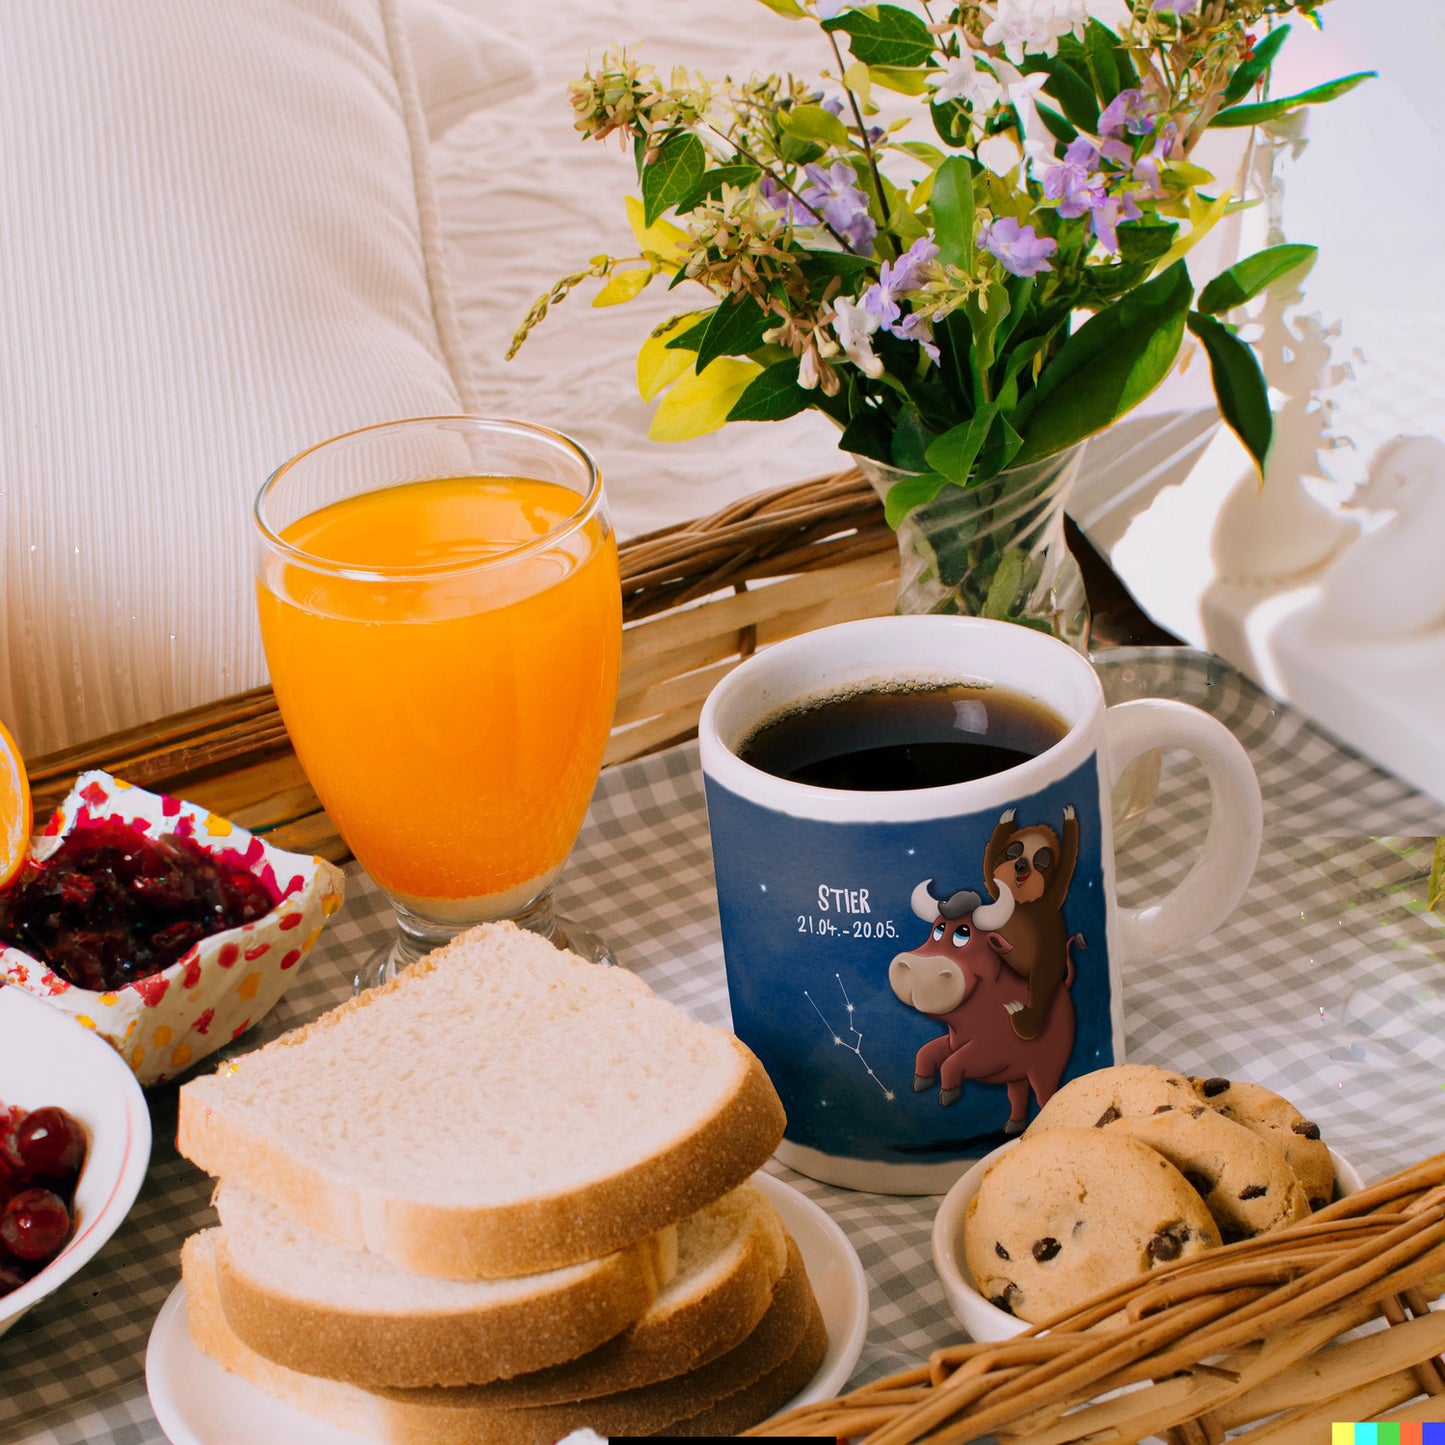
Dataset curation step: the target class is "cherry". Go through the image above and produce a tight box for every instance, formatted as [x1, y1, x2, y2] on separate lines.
[0, 1257, 30, 1294]
[16, 1108, 86, 1190]
[0, 1187, 72, 1263]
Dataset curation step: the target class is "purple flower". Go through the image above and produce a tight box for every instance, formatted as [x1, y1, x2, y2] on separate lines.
[893, 311, 940, 364]
[759, 175, 816, 227]
[979, 216, 1057, 277]
[1063, 135, 1101, 169]
[1042, 156, 1105, 218]
[1099, 88, 1157, 139]
[1091, 191, 1142, 252]
[857, 238, 941, 357]
[798, 161, 877, 254]
[881, 237, 940, 294]
[1152, 0, 1198, 13]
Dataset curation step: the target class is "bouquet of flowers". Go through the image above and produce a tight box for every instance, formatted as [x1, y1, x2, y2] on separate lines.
[512, 0, 1367, 628]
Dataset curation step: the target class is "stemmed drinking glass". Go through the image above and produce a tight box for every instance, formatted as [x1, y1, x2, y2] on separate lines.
[253, 416, 622, 990]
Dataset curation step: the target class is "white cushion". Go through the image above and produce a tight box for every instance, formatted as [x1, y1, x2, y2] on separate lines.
[0, 0, 484, 758]
[403, 0, 537, 140]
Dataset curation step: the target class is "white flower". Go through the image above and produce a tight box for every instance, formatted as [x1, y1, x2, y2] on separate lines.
[931, 55, 1003, 111]
[830, 296, 884, 378]
[981, 0, 1088, 64]
[977, 133, 1024, 176]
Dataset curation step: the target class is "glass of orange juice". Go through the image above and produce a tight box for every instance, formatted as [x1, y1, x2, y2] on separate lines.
[254, 417, 622, 989]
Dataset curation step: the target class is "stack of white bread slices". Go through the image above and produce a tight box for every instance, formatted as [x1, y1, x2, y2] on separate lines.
[174, 922, 826, 1443]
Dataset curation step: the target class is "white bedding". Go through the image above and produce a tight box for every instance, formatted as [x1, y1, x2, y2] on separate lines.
[427, 0, 849, 541]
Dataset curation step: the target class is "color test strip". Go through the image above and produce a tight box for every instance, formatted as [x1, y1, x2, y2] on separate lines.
[1332, 1424, 1445, 1444]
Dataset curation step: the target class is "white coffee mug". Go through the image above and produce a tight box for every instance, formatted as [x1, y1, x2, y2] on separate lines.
[699, 616, 1263, 1194]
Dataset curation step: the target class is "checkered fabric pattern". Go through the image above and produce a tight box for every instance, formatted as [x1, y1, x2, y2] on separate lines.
[4, 648, 1443, 1444]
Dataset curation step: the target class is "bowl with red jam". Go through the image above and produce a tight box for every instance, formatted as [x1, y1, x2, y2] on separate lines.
[0, 771, 345, 1084]
[0, 982, 151, 1335]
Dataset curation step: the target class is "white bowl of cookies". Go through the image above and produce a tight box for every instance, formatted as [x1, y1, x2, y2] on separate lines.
[931, 1063, 1364, 1343]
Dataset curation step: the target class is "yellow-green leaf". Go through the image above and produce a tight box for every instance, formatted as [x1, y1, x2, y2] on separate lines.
[843, 61, 873, 110]
[636, 318, 702, 401]
[592, 268, 653, 307]
[648, 358, 762, 442]
[1155, 189, 1234, 273]
[625, 195, 688, 264]
[1429, 838, 1445, 915]
[754, 0, 807, 16]
[868, 64, 934, 96]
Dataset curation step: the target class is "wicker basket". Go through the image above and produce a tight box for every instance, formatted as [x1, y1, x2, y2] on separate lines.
[23, 466, 898, 860]
[753, 1155, 1445, 1443]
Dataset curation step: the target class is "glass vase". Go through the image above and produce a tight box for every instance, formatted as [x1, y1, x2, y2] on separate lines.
[857, 441, 1090, 652]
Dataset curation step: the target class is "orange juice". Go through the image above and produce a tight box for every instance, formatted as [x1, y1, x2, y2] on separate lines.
[256, 477, 621, 908]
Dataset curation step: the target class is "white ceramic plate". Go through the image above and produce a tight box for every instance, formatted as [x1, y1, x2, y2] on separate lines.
[932, 1139, 1366, 1343]
[0, 983, 152, 1335]
[146, 1170, 869, 1445]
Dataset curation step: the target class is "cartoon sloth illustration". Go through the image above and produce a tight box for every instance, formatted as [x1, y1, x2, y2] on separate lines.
[981, 805, 1083, 1041]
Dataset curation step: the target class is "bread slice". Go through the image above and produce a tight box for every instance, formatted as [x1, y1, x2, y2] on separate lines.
[182, 1232, 826, 1444]
[460, 1181, 789, 1404]
[177, 923, 786, 1279]
[211, 1180, 786, 1390]
[211, 1186, 675, 1387]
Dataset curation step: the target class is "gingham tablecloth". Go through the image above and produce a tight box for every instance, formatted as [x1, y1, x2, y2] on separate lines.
[5, 647, 1444, 1445]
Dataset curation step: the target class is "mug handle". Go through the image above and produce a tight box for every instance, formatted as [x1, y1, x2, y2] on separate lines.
[1104, 699, 1263, 966]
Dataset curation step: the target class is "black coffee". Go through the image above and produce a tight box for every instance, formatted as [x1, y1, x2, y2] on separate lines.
[738, 681, 1067, 790]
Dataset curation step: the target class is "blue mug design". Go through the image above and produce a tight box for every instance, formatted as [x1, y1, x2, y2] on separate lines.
[699, 617, 1262, 1194]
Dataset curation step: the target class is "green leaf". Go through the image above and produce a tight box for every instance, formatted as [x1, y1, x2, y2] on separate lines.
[1187, 311, 1273, 473]
[665, 311, 714, 351]
[1211, 72, 1374, 128]
[929, 156, 976, 271]
[780, 103, 852, 149]
[1197, 243, 1317, 314]
[895, 139, 947, 166]
[981, 548, 1029, 620]
[1034, 101, 1077, 148]
[822, 5, 935, 68]
[839, 406, 894, 465]
[889, 406, 934, 473]
[1013, 260, 1192, 465]
[924, 404, 998, 488]
[1083, 21, 1120, 103]
[674, 164, 762, 213]
[883, 470, 950, 528]
[1022, 55, 1099, 133]
[727, 357, 811, 422]
[695, 294, 771, 372]
[930, 101, 972, 148]
[753, 0, 808, 15]
[1221, 24, 1291, 107]
[868, 64, 933, 96]
[641, 131, 707, 226]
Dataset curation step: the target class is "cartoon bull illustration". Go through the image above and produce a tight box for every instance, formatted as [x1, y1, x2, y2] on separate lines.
[888, 879, 1075, 1135]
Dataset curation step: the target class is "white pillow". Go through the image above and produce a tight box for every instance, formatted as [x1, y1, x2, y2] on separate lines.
[0, 0, 490, 759]
[403, 0, 537, 140]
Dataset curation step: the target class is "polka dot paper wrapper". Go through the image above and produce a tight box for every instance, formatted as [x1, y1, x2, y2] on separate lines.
[0, 770, 345, 1085]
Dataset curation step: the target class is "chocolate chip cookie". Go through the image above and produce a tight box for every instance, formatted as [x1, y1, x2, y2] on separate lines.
[1193, 1076, 1335, 1210]
[1028, 1063, 1204, 1131]
[963, 1126, 1221, 1326]
[1114, 1107, 1311, 1243]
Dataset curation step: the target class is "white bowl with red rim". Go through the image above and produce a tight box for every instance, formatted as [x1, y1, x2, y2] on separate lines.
[0, 982, 152, 1335]
[932, 1136, 1365, 1343]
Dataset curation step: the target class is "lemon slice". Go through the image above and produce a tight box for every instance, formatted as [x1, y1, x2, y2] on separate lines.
[0, 719, 32, 889]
